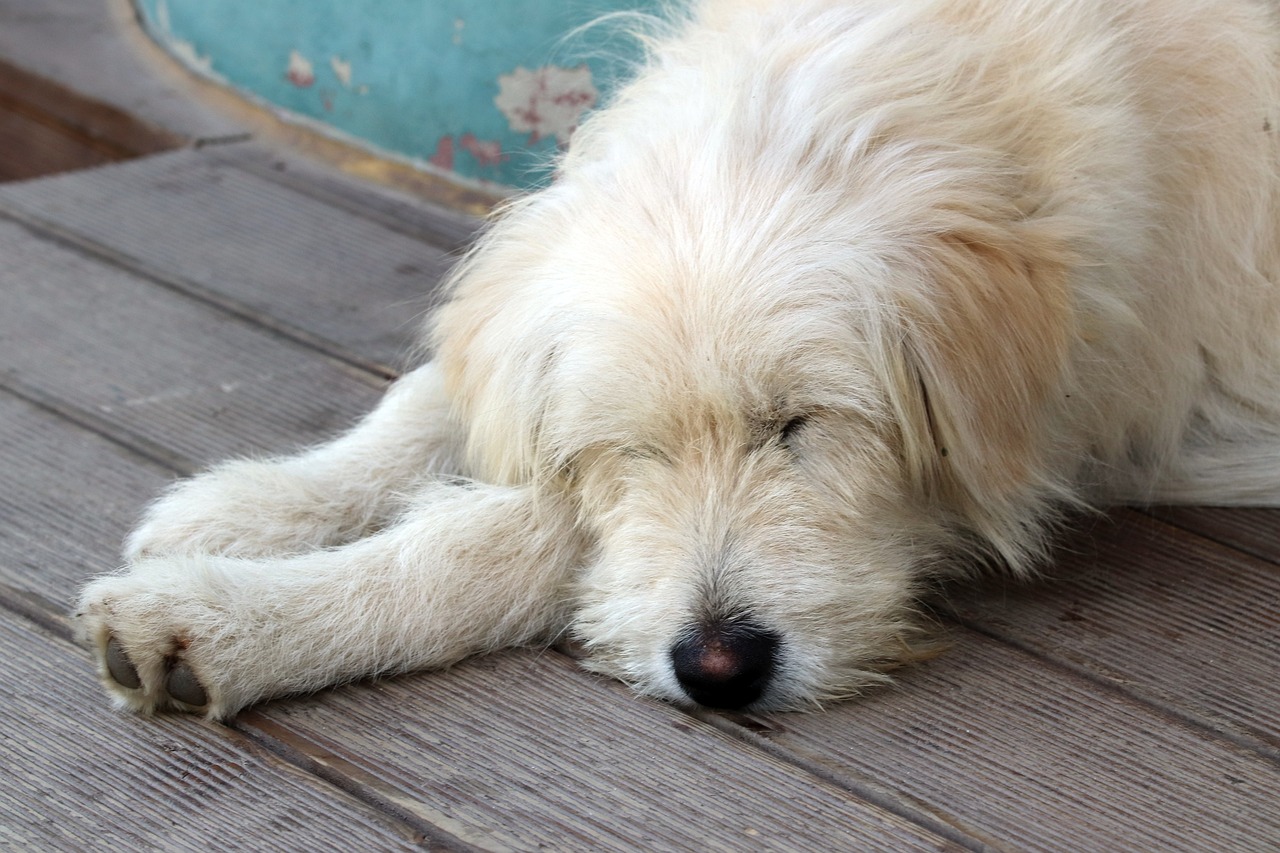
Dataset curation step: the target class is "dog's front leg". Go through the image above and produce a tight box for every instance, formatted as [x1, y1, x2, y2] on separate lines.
[78, 482, 585, 719]
[126, 362, 462, 560]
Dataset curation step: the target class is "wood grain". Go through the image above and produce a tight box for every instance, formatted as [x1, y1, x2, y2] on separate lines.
[0, 393, 173, 611]
[0, 58, 182, 158]
[1148, 505, 1280, 565]
[947, 511, 1280, 755]
[0, 611, 438, 850]
[0, 150, 454, 370]
[0, 217, 384, 466]
[0, 57, 182, 182]
[0, 98, 119, 181]
[238, 651, 959, 852]
[750, 629, 1280, 852]
[211, 142, 483, 254]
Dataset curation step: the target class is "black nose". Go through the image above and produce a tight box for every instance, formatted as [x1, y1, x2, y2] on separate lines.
[670, 621, 780, 709]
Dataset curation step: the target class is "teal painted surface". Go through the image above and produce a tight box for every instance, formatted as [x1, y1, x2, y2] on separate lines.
[135, 0, 657, 188]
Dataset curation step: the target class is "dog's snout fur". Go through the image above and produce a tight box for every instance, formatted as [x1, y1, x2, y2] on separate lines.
[671, 621, 780, 709]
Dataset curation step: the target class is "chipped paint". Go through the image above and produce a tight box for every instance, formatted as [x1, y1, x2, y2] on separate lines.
[155, 0, 172, 33]
[330, 56, 353, 88]
[458, 133, 505, 168]
[152, 0, 214, 75]
[169, 39, 214, 76]
[286, 50, 316, 88]
[430, 134, 506, 172]
[429, 135, 455, 171]
[495, 64, 597, 146]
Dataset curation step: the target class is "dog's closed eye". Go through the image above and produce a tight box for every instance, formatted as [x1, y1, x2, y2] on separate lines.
[622, 444, 672, 464]
[779, 415, 808, 450]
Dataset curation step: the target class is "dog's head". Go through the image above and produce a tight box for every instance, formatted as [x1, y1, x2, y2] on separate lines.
[432, 86, 1075, 710]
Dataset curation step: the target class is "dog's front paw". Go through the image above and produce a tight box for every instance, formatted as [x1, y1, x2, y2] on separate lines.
[77, 559, 242, 719]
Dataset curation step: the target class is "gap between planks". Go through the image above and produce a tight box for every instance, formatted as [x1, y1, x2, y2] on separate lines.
[0, 608, 447, 851]
[236, 712, 497, 852]
[691, 707, 1002, 852]
[946, 596, 1280, 767]
[206, 142, 484, 255]
[0, 201, 401, 383]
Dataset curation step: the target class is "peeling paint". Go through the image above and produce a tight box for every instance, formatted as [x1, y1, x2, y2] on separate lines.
[429, 135, 455, 171]
[154, 0, 213, 75]
[169, 39, 214, 75]
[429, 133, 506, 172]
[458, 133, 505, 168]
[286, 50, 315, 88]
[330, 56, 353, 88]
[495, 64, 597, 146]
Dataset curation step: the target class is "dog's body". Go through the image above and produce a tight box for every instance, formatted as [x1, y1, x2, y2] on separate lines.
[81, 0, 1280, 718]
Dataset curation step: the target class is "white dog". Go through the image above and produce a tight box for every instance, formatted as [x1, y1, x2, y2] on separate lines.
[80, 0, 1280, 719]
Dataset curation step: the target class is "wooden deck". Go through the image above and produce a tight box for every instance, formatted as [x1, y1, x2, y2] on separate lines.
[2, 10, 1279, 852]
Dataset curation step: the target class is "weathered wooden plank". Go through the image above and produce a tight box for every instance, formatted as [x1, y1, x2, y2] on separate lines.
[211, 142, 484, 253]
[0, 217, 384, 466]
[0, 0, 241, 143]
[0, 56, 183, 165]
[0, 393, 166, 609]
[0, 610, 438, 851]
[0, 97, 119, 182]
[0, 150, 455, 369]
[947, 511, 1280, 755]
[239, 651, 959, 852]
[1149, 505, 1280, 565]
[742, 629, 1280, 852]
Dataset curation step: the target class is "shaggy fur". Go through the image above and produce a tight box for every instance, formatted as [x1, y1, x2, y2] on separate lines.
[80, 0, 1280, 719]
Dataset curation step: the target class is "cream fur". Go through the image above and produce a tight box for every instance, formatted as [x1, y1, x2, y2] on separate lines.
[80, 0, 1280, 719]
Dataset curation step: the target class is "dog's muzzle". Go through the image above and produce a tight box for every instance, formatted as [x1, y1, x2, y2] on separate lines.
[670, 620, 779, 709]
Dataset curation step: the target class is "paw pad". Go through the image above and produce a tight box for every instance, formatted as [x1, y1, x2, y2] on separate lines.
[105, 636, 141, 689]
[165, 662, 208, 707]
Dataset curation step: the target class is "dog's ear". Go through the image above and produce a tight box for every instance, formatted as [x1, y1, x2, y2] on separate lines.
[885, 221, 1074, 564]
[430, 197, 564, 485]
